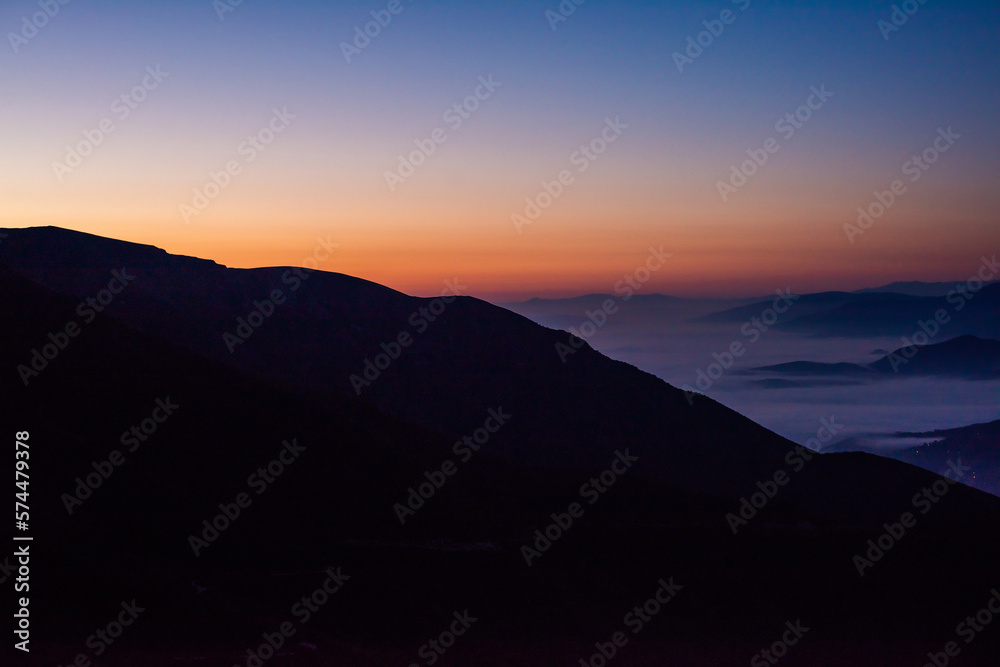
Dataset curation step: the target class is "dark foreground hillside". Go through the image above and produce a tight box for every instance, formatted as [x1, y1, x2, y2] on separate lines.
[2, 228, 1000, 665]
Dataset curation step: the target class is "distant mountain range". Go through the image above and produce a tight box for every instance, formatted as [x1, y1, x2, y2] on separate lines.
[748, 335, 1000, 380]
[3, 226, 1000, 664]
[700, 288, 1000, 338]
[509, 278, 999, 305]
[507, 277, 1000, 339]
[854, 280, 999, 297]
[869, 335, 1000, 377]
[827, 420, 1000, 496]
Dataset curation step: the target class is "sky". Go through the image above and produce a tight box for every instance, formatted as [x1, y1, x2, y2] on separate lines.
[1, 0, 997, 300]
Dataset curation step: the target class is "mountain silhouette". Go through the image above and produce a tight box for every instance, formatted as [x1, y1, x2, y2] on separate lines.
[826, 420, 1000, 496]
[893, 420, 1000, 495]
[869, 335, 1000, 378]
[854, 280, 999, 297]
[0, 226, 804, 493]
[700, 286, 1000, 338]
[750, 336, 1000, 381]
[3, 226, 1000, 665]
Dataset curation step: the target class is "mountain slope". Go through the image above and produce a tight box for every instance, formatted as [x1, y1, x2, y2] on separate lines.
[870, 335, 1000, 377]
[4, 227, 1000, 664]
[854, 280, 999, 297]
[827, 420, 1000, 496]
[748, 336, 1000, 380]
[698, 285, 1000, 338]
[0, 226, 801, 493]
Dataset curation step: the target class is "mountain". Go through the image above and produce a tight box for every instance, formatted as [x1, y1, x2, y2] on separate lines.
[3, 226, 1000, 664]
[854, 280, 999, 297]
[785, 287, 1000, 337]
[826, 420, 1000, 496]
[693, 291, 892, 324]
[0, 226, 798, 493]
[893, 420, 1000, 495]
[750, 336, 1000, 381]
[698, 286, 1000, 338]
[869, 335, 1000, 378]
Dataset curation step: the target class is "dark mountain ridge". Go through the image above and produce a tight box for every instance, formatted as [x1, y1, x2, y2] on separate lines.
[700, 283, 1000, 337]
[3, 226, 1000, 664]
[749, 335, 1000, 380]
[854, 280, 999, 297]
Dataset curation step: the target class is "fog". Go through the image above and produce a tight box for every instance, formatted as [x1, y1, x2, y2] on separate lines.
[502, 296, 999, 448]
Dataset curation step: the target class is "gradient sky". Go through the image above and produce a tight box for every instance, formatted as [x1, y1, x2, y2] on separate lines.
[1, 0, 997, 300]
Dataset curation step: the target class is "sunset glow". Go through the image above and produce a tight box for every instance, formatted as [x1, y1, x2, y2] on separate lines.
[1, 1, 996, 300]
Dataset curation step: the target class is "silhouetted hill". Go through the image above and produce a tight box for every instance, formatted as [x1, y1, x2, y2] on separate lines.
[746, 336, 1000, 381]
[699, 285, 1000, 338]
[0, 226, 800, 494]
[870, 335, 1000, 378]
[854, 280, 999, 297]
[784, 287, 1000, 337]
[695, 291, 889, 324]
[826, 420, 1000, 496]
[3, 227, 1000, 664]
[893, 420, 1000, 495]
